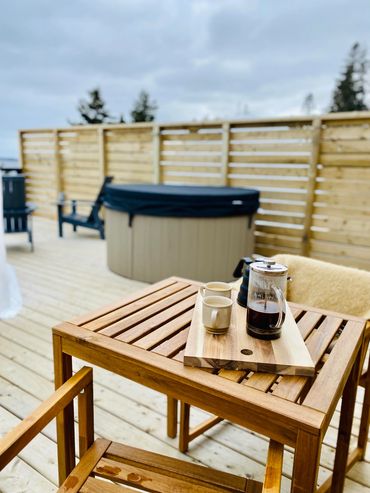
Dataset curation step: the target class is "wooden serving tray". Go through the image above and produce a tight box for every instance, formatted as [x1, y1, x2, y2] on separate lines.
[184, 290, 315, 376]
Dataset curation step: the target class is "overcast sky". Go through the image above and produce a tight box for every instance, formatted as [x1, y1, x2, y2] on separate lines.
[1, 0, 369, 157]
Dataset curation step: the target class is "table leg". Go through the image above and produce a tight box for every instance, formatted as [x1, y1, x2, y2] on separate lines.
[179, 402, 190, 453]
[53, 333, 75, 485]
[167, 396, 178, 438]
[291, 430, 321, 493]
[331, 347, 362, 493]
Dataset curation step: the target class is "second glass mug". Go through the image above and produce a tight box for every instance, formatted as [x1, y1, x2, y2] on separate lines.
[246, 260, 288, 340]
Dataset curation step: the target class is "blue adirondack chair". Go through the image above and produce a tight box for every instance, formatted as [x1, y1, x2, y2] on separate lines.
[57, 176, 113, 239]
[2, 173, 37, 251]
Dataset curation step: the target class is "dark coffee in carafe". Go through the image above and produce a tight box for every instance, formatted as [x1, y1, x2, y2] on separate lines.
[246, 260, 288, 340]
[247, 301, 286, 340]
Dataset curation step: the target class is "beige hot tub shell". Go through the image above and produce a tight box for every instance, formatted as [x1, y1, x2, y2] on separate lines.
[106, 208, 255, 283]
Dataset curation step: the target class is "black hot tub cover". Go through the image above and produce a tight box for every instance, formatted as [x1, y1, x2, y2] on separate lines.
[104, 184, 259, 219]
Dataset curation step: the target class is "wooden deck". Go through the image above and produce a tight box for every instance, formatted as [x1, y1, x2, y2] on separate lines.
[0, 217, 369, 492]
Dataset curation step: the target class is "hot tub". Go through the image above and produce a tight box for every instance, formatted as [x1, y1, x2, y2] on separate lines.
[104, 184, 259, 283]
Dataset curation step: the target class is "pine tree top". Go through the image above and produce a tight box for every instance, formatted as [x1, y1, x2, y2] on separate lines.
[330, 42, 368, 112]
[77, 88, 113, 124]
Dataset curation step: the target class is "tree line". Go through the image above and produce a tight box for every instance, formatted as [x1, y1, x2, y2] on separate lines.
[72, 42, 369, 125]
[73, 89, 157, 125]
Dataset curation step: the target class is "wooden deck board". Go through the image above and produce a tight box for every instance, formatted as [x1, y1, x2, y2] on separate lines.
[0, 217, 369, 492]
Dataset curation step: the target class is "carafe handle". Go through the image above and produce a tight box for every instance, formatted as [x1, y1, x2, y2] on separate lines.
[270, 286, 286, 329]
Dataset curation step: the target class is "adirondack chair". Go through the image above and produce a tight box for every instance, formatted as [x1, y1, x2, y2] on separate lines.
[2, 173, 36, 251]
[57, 176, 113, 239]
[0, 367, 283, 493]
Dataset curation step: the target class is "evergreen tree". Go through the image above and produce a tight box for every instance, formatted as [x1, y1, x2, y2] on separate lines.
[77, 88, 112, 124]
[130, 90, 157, 122]
[302, 93, 315, 114]
[330, 43, 368, 112]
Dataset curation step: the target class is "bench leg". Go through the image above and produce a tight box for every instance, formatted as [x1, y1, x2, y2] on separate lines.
[73, 225, 77, 232]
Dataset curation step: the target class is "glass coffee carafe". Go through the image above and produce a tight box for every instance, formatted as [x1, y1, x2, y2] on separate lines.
[247, 260, 288, 340]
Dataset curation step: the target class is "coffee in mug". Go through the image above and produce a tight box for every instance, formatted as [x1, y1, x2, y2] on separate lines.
[200, 281, 232, 299]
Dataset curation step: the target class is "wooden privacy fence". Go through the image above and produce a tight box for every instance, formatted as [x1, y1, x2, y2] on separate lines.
[19, 111, 370, 270]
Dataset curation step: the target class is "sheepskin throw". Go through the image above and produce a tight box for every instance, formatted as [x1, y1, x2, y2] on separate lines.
[272, 254, 370, 320]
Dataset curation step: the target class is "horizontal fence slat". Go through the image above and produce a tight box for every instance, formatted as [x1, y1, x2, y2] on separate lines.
[230, 154, 309, 164]
[320, 153, 370, 166]
[321, 139, 370, 154]
[229, 165, 309, 177]
[318, 165, 370, 179]
[311, 230, 370, 248]
[230, 142, 311, 153]
[316, 179, 370, 193]
[230, 128, 312, 140]
[321, 125, 370, 141]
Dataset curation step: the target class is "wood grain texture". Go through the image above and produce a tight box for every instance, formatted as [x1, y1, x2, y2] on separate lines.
[57, 438, 112, 493]
[263, 440, 284, 493]
[184, 293, 315, 376]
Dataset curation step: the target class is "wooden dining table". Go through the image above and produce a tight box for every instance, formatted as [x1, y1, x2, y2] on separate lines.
[52, 276, 367, 493]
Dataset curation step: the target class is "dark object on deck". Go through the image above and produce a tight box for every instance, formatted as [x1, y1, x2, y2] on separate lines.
[104, 184, 260, 225]
[2, 174, 37, 251]
[57, 176, 113, 239]
[104, 184, 259, 283]
[233, 256, 255, 307]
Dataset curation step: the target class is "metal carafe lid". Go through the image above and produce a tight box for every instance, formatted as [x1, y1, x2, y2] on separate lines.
[250, 259, 288, 276]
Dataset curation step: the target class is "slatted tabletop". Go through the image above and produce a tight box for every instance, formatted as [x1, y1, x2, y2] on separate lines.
[52, 276, 366, 493]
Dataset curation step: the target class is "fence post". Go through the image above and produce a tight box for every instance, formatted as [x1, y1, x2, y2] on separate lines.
[53, 130, 63, 197]
[301, 118, 322, 257]
[220, 122, 230, 186]
[98, 127, 107, 180]
[18, 131, 25, 172]
[152, 124, 161, 184]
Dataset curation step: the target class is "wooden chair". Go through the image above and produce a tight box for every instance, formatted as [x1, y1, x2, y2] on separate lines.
[177, 254, 370, 462]
[272, 254, 370, 462]
[0, 367, 283, 493]
[2, 173, 37, 251]
[57, 176, 113, 239]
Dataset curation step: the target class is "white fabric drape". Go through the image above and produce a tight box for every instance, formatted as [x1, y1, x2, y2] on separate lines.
[0, 174, 22, 318]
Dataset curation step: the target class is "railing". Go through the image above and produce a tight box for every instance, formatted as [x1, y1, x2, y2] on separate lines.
[19, 111, 370, 270]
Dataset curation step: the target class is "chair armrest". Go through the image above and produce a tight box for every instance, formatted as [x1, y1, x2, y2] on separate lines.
[262, 440, 284, 493]
[71, 199, 96, 205]
[25, 202, 37, 213]
[55, 199, 95, 206]
[0, 367, 93, 470]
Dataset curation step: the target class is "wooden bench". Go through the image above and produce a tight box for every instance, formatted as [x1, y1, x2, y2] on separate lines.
[0, 367, 283, 493]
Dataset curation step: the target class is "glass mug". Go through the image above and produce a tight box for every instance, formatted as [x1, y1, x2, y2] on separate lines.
[246, 260, 288, 340]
